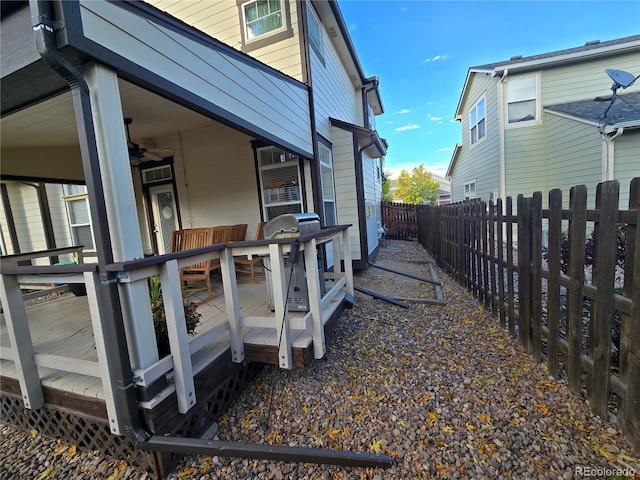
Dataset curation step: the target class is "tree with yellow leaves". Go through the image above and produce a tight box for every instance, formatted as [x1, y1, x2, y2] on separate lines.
[395, 164, 439, 204]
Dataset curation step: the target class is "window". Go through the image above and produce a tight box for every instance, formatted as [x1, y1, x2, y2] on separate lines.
[507, 74, 538, 124]
[307, 3, 323, 57]
[464, 180, 476, 200]
[242, 0, 285, 41]
[62, 185, 95, 251]
[318, 143, 336, 226]
[469, 97, 486, 145]
[258, 147, 303, 221]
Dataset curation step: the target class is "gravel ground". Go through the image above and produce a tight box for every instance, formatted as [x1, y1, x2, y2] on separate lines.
[1, 240, 639, 479]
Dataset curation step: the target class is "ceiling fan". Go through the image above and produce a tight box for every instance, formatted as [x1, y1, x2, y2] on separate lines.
[125, 118, 174, 167]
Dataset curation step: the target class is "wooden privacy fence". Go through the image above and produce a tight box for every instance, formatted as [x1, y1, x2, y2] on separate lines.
[381, 201, 417, 240]
[416, 178, 640, 450]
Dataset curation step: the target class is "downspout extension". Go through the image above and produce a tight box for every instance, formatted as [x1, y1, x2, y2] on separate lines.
[603, 127, 624, 181]
[29, 0, 151, 442]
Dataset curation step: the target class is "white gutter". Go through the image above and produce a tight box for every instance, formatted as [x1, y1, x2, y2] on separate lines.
[603, 127, 624, 181]
[496, 69, 508, 199]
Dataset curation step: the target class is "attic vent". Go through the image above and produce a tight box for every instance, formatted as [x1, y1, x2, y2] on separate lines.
[585, 40, 600, 46]
[326, 26, 338, 38]
[510, 55, 523, 60]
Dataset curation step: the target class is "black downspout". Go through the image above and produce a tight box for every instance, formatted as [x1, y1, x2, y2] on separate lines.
[30, 0, 150, 441]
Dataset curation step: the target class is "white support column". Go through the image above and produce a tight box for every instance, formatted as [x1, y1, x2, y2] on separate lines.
[84, 272, 126, 434]
[342, 229, 354, 296]
[83, 63, 158, 369]
[220, 248, 244, 363]
[303, 239, 325, 359]
[160, 260, 196, 413]
[269, 243, 292, 369]
[0, 274, 44, 409]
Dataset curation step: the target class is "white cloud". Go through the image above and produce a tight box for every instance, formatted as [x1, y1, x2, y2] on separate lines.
[395, 124, 420, 132]
[428, 114, 443, 122]
[423, 54, 451, 64]
[437, 147, 455, 152]
[396, 109, 411, 114]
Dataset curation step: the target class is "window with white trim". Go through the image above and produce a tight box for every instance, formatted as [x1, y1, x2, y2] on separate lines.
[62, 185, 95, 251]
[506, 74, 538, 124]
[469, 96, 486, 145]
[258, 147, 303, 221]
[307, 3, 324, 57]
[318, 143, 336, 226]
[464, 180, 476, 200]
[242, 0, 285, 42]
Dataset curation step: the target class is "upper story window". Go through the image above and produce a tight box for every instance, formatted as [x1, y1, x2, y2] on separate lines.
[506, 74, 539, 125]
[307, 3, 324, 58]
[238, 0, 293, 53]
[318, 143, 336, 226]
[469, 96, 486, 145]
[243, 0, 285, 41]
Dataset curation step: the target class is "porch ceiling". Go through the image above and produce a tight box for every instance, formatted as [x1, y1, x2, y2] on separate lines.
[0, 80, 216, 182]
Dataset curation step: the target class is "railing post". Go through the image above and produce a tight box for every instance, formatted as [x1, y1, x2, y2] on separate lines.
[269, 243, 292, 369]
[159, 259, 196, 413]
[220, 247, 245, 363]
[304, 238, 325, 359]
[342, 228, 354, 297]
[0, 273, 44, 409]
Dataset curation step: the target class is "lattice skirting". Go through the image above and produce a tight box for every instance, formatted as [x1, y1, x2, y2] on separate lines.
[1, 360, 265, 479]
[0, 394, 159, 475]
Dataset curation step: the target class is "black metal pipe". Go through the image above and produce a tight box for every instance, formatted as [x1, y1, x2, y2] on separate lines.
[354, 285, 408, 309]
[139, 436, 393, 468]
[368, 262, 444, 287]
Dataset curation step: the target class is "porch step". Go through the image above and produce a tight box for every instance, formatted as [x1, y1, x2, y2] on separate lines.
[243, 327, 313, 367]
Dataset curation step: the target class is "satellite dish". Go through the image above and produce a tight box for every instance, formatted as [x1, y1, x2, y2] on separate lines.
[606, 69, 637, 89]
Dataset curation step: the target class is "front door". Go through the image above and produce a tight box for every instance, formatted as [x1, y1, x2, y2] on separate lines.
[149, 185, 179, 254]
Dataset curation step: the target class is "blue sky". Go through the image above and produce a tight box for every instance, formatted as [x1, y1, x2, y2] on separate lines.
[338, 0, 640, 179]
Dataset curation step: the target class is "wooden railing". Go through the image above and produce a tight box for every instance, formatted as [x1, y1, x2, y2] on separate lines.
[0, 226, 353, 435]
[416, 178, 640, 449]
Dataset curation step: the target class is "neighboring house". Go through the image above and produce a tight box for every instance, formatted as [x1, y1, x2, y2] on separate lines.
[0, 0, 386, 471]
[447, 35, 640, 208]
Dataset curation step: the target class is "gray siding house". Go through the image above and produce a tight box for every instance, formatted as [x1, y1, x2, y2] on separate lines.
[447, 35, 640, 208]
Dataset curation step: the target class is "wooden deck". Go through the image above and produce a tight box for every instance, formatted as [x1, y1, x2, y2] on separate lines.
[0, 278, 332, 403]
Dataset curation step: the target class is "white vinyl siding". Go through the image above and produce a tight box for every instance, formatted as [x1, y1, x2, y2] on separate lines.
[450, 74, 500, 202]
[361, 152, 382, 256]
[81, 1, 312, 156]
[309, 18, 360, 140]
[148, 0, 304, 81]
[331, 126, 361, 261]
[612, 131, 640, 210]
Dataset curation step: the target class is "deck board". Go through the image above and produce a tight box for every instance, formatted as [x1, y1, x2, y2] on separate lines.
[1, 278, 323, 402]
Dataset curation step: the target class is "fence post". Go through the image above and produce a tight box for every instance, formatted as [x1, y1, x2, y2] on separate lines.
[546, 189, 563, 378]
[507, 197, 516, 337]
[621, 177, 640, 449]
[497, 199, 506, 328]
[531, 192, 543, 361]
[517, 195, 532, 353]
[590, 181, 620, 418]
[566, 185, 588, 396]
[488, 200, 497, 315]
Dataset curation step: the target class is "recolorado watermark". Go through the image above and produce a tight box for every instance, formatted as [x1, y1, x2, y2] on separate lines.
[575, 466, 636, 477]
